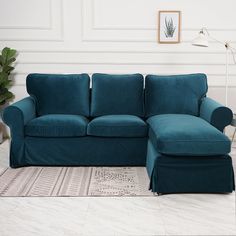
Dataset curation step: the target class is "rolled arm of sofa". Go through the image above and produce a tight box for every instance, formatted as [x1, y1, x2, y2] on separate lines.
[200, 97, 233, 132]
[2, 96, 36, 138]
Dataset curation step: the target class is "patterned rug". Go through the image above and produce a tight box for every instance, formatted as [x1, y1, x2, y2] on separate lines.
[0, 167, 153, 197]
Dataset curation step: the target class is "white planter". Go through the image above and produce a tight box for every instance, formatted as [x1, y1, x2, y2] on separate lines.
[0, 130, 3, 144]
[0, 102, 9, 143]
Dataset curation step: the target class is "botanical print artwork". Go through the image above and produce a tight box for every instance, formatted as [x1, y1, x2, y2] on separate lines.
[164, 17, 176, 38]
[158, 11, 181, 43]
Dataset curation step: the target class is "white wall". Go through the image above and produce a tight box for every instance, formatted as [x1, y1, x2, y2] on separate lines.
[1, 0, 236, 114]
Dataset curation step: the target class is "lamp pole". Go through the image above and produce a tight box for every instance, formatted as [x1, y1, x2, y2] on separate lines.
[225, 43, 229, 107]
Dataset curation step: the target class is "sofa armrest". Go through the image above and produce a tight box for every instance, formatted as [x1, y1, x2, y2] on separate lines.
[2, 97, 36, 138]
[200, 97, 233, 132]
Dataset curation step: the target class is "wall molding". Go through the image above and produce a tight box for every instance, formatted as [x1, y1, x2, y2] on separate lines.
[12, 72, 236, 79]
[81, 0, 236, 43]
[93, 26, 236, 32]
[0, 0, 64, 42]
[12, 72, 236, 76]
[0, 26, 52, 30]
[0, 38, 64, 42]
[92, 0, 236, 32]
[13, 83, 236, 89]
[16, 49, 231, 55]
[15, 61, 236, 66]
[0, 0, 52, 30]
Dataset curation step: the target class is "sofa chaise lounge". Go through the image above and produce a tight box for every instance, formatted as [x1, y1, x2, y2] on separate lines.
[3, 73, 235, 194]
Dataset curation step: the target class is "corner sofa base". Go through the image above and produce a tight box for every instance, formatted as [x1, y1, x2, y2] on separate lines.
[10, 136, 147, 168]
[146, 140, 235, 194]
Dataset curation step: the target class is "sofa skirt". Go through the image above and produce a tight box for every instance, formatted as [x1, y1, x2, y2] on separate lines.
[10, 136, 147, 167]
[146, 140, 235, 194]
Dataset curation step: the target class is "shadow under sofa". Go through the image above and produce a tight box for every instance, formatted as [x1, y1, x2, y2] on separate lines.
[2, 73, 235, 194]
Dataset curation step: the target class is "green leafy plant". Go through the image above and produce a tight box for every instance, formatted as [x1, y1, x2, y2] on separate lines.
[0, 47, 17, 105]
[164, 17, 176, 38]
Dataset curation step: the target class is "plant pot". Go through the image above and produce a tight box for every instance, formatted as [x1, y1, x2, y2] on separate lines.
[0, 129, 3, 144]
[0, 102, 9, 143]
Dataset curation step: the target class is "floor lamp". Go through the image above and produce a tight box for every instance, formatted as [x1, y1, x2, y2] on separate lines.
[192, 27, 236, 106]
[192, 27, 236, 140]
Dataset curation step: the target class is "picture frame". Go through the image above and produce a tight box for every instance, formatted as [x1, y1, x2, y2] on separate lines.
[158, 10, 181, 44]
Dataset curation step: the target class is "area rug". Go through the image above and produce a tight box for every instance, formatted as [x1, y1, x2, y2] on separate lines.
[0, 167, 153, 197]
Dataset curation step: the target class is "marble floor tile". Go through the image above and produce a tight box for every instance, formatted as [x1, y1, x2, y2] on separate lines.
[158, 193, 236, 235]
[83, 197, 165, 235]
[0, 197, 90, 236]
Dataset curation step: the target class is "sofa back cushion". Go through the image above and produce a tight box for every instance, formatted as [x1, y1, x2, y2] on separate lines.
[26, 73, 90, 116]
[91, 73, 144, 117]
[145, 73, 208, 117]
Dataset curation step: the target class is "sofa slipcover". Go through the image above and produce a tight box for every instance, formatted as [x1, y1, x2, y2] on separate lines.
[200, 97, 233, 132]
[25, 114, 88, 137]
[21, 137, 148, 167]
[2, 72, 235, 194]
[146, 140, 235, 194]
[26, 73, 90, 116]
[91, 73, 144, 117]
[147, 114, 231, 156]
[87, 115, 147, 137]
[145, 74, 208, 117]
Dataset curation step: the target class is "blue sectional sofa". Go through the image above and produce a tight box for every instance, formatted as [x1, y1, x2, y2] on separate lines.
[3, 73, 235, 194]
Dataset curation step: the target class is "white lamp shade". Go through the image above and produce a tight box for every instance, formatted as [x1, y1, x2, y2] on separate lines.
[192, 32, 209, 47]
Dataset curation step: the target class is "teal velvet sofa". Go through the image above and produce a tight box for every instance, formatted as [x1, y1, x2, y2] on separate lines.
[3, 73, 235, 194]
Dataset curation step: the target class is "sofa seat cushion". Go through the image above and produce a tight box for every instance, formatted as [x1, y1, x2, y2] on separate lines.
[147, 114, 231, 156]
[87, 115, 147, 137]
[25, 114, 88, 137]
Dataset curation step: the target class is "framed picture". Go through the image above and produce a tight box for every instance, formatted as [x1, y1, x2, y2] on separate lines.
[158, 11, 181, 44]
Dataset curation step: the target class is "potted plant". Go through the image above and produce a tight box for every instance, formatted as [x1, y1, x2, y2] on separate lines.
[0, 47, 17, 143]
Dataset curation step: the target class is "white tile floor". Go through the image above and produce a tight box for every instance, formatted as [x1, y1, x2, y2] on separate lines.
[0, 140, 236, 236]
